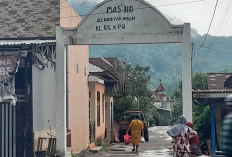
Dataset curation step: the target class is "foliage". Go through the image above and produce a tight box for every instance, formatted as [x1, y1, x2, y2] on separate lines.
[149, 108, 161, 126]
[137, 96, 161, 125]
[95, 137, 109, 150]
[170, 82, 182, 124]
[114, 96, 161, 125]
[192, 73, 207, 89]
[120, 59, 151, 97]
[72, 148, 89, 157]
[193, 104, 211, 151]
[192, 73, 211, 150]
[170, 98, 182, 125]
[114, 96, 137, 122]
[114, 60, 160, 124]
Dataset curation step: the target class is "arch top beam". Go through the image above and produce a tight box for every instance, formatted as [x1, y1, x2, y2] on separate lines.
[63, 0, 184, 45]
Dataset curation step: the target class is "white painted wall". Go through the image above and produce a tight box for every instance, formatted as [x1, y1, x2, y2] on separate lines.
[105, 95, 113, 142]
[32, 64, 56, 131]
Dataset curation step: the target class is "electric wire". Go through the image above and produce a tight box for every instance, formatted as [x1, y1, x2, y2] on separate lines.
[192, 0, 219, 69]
[207, 0, 232, 47]
[197, 0, 219, 50]
[0, 0, 209, 29]
[154, 0, 207, 7]
[213, 0, 232, 36]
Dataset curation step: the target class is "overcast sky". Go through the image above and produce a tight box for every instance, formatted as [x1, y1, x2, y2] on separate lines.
[72, 0, 232, 37]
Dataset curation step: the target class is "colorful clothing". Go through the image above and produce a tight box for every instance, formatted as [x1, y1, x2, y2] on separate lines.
[172, 126, 197, 157]
[186, 122, 201, 148]
[129, 119, 143, 145]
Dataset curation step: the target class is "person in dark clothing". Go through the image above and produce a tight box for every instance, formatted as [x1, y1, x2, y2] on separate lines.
[220, 94, 232, 157]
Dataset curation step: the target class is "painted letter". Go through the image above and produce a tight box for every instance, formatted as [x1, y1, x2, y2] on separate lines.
[107, 7, 112, 13]
[0, 67, 5, 75]
[96, 26, 102, 31]
[6, 59, 11, 65]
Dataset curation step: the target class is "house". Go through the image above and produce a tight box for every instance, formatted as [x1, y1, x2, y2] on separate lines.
[88, 63, 107, 148]
[89, 58, 126, 143]
[193, 73, 232, 156]
[152, 80, 172, 125]
[0, 0, 59, 156]
[60, 1, 89, 155]
[0, 0, 89, 156]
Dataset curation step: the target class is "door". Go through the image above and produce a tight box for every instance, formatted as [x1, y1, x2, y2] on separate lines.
[16, 54, 33, 157]
[0, 54, 33, 157]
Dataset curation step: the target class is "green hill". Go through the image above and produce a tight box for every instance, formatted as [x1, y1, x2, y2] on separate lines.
[69, 1, 232, 95]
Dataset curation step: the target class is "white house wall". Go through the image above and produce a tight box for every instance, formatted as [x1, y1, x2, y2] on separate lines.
[32, 64, 56, 131]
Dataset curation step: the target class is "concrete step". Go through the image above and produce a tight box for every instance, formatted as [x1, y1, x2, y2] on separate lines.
[66, 151, 72, 157]
[90, 146, 103, 153]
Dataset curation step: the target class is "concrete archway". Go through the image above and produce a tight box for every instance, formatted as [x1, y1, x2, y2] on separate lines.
[56, 0, 192, 155]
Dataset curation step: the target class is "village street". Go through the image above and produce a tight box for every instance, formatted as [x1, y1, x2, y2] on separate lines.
[86, 126, 211, 157]
[87, 126, 173, 157]
[2, 0, 232, 156]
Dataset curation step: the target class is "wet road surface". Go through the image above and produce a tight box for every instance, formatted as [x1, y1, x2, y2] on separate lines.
[87, 126, 174, 157]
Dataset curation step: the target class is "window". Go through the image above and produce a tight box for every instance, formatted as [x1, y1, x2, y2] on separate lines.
[97, 92, 100, 127]
[76, 64, 79, 73]
[102, 93, 104, 123]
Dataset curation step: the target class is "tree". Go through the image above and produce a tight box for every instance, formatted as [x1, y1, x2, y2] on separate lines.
[114, 60, 160, 124]
[170, 82, 182, 124]
[114, 96, 137, 122]
[192, 73, 211, 151]
[192, 103, 211, 151]
[193, 73, 207, 89]
[120, 59, 151, 97]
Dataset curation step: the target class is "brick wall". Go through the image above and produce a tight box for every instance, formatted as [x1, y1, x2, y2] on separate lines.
[0, 0, 59, 38]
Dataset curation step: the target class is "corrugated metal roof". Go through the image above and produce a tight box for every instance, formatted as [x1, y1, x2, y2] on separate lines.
[193, 88, 232, 93]
[0, 40, 56, 46]
[89, 63, 104, 73]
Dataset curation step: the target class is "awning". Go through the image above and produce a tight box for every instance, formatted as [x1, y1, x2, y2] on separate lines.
[0, 40, 55, 47]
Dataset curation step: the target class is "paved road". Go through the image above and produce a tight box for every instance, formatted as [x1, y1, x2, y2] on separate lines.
[87, 126, 174, 157]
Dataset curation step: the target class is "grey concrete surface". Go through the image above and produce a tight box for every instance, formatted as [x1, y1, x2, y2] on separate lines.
[86, 126, 174, 157]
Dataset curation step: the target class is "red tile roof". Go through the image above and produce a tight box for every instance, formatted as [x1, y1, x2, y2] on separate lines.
[156, 81, 165, 92]
[152, 91, 170, 102]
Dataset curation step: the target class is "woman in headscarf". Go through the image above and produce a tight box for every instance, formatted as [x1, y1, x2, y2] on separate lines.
[186, 122, 201, 148]
[186, 122, 202, 156]
[126, 114, 144, 153]
[167, 116, 197, 157]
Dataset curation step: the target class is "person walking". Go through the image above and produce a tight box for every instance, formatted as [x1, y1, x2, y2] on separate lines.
[126, 114, 144, 153]
[167, 115, 197, 157]
[186, 122, 201, 148]
[186, 122, 202, 156]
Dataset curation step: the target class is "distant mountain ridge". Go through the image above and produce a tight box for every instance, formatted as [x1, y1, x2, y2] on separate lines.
[69, 0, 232, 95]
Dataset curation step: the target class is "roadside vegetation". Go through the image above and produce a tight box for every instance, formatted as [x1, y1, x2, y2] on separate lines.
[114, 60, 160, 125]
[95, 137, 109, 150]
